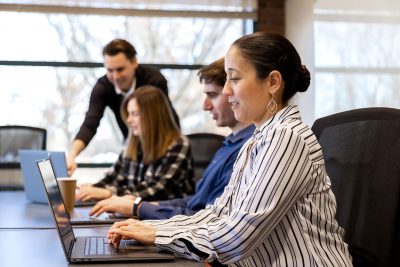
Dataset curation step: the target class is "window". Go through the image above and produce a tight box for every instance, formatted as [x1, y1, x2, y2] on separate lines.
[313, 1, 400, 119]
[0, 2, 255, 163]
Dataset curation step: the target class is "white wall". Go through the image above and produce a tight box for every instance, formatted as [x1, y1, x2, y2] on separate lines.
[285, 0, 315, 126]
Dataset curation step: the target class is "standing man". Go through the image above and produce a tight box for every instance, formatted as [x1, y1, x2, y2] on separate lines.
[67, 39, 179, 175]
[88, 58, 255, 220]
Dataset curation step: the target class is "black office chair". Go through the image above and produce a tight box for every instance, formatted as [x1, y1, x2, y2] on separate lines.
[311, 107, 400, 267]
[187, 133, 225, 182]
[0, 125, 47, 164]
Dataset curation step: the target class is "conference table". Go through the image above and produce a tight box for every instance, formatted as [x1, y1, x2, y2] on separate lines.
[0, 191, 204, 267]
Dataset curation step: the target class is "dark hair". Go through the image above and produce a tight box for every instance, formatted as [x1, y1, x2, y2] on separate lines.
[197, 58, 226, 87]
[232, 32, 310, 103]
[102, 39, 137, 61]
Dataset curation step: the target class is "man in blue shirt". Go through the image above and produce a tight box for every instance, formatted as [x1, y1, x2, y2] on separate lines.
[89, 58, 254, 219]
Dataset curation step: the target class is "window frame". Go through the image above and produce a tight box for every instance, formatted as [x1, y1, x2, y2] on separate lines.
[0, 3, 255, 168]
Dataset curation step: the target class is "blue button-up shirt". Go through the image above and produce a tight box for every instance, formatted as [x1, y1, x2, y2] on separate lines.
[138, 125, 255, 220]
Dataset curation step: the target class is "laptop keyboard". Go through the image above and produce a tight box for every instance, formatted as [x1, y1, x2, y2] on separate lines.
[84, 237, 127, 256]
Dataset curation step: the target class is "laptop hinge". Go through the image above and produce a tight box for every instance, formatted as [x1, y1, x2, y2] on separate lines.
[68, 238, 76, 258]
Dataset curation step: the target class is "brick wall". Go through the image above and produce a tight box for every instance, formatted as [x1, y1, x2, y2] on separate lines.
[256, 0, 285, 35]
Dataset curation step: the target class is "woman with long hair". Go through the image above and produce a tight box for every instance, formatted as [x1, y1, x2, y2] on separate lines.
[76, 86, 194, 203]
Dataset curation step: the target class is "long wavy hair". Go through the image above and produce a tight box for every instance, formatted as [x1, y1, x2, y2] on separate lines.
[121, 86, 181, 164]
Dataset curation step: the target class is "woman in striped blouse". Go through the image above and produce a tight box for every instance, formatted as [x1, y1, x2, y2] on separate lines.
[107, 33, 353, 267]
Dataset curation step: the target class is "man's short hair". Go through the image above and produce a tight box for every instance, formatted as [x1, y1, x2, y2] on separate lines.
[198, 58, 226, 87]
[102, 39, 137, 61]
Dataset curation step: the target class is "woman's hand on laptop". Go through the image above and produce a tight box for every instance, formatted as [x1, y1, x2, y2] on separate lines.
[75, 184, 112, 201]
[107, 219, 157, 247]
[89, 196, 135, 217]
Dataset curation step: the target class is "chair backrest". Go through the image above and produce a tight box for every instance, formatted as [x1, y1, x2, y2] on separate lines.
[0, 125, 47, 164]
[311, 107, 400, 267]
[187, 133, 225, 182]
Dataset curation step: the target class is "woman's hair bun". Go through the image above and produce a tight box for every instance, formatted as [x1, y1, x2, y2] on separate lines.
[297, 65, 311, 92]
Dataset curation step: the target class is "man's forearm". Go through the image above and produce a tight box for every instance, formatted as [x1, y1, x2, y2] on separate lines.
[68, 139, 86, 160]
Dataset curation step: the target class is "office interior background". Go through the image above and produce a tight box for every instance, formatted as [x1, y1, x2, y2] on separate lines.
[0, 0, 399, 166]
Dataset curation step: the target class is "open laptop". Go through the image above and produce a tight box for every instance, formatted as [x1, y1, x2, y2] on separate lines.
[20, 150, 124, 225]
[20, 149, 69, 204]
[36, 158, 174, 263]
[19, 149, 96, 206]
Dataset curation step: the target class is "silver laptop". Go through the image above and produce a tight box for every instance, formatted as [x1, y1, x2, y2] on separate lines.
[20, 149, 123, 225]
[19, 149, 96, 206]
[19, 149, 70, 204]
[36, 158, 174, 263]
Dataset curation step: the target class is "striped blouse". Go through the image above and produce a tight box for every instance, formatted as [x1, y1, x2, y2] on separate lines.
[149, 105, 352, 267]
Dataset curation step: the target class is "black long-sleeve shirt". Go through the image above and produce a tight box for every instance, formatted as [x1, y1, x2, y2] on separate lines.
[75, 65, 178, 145]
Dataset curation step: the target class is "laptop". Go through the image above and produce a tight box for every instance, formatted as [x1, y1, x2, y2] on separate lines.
[20, 149, 68, 204]
[36, 158, 174, 263]
[20, 149, 124, 225]
[19, 149, 96, 207]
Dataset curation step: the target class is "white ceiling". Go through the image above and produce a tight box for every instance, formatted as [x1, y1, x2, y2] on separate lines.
[0, 0, 256, 9]
[0, 0, 257, 18]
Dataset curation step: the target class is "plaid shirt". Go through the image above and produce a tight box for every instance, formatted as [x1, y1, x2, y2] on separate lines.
[94, 135, 195, 201]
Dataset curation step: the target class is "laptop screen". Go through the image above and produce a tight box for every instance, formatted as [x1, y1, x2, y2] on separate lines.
[19, 150, 69, 204]
[37, 159, 75, 257]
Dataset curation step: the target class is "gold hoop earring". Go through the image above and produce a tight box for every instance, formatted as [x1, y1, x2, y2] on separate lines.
[267, 95, 277, 115]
